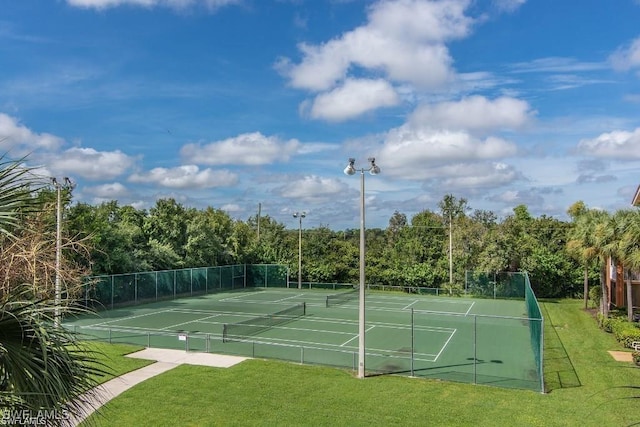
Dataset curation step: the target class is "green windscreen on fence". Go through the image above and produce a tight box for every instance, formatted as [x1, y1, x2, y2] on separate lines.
[83, 264, 289, 309]
[524, 273, 543, 387]
[465, 271, 526, 299]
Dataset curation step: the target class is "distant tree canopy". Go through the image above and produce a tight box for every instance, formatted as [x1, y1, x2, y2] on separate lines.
[59, 194, 639, 299]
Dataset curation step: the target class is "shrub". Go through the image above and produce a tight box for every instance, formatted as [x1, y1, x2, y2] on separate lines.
[602, 316, 640, 347]
[633, 351, 640, 366]
[613, 323, 640, 348]
[598, 313, 618, 332]
[589, 285, 602, 309]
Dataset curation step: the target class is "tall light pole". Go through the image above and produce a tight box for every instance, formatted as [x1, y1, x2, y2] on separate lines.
[344, 157, 380, 379]
[292, 212, 306, 289]
[52, 177, 74, 327]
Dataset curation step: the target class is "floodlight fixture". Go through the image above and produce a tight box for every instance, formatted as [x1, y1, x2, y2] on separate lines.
[344, 158, 356, 175]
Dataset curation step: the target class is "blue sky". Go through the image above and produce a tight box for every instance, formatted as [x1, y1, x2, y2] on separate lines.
[1, 0, 640, 230]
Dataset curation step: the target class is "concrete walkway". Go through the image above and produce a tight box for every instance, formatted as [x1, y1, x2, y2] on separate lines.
[70, 349, 248, 426]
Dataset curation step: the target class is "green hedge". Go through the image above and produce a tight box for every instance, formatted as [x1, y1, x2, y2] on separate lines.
[603, 316, 640, 348]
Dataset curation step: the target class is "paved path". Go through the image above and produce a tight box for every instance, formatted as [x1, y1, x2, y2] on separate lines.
[70, 349, 248, 426]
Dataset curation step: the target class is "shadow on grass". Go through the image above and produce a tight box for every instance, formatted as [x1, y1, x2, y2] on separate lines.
[541, 302, 582, 392]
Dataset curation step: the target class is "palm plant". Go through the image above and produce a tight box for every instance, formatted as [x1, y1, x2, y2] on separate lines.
[567, 204, 609, 310]
[0, 154, 43, 237]
[602, 210, 631, 319]
[0, 153, 106, 425]
[0, 287, 107, 421]
[618, 209, 640, 320]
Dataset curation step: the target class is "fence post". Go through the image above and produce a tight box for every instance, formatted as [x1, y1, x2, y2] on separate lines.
[473, 315, 477, 384]
[411, 308, 414, 377]
[540, 318, 545, 393]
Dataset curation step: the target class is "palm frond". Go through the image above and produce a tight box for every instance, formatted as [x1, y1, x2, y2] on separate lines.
[0, 154, 46, 238]
[0, 285, 110, 423]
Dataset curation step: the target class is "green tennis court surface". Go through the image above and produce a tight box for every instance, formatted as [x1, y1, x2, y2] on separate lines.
[65, 288, 542, 391]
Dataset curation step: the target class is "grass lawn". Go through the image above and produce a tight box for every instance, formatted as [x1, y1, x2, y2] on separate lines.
[83, 300, 640, 426]
[80, 342, 153, 384]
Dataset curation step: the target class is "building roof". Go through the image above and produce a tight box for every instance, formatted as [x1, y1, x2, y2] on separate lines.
[633, 185, 640, 206]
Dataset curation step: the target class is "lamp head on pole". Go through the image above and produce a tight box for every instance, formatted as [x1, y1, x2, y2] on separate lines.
[344, 158, 356, 175]
[368, 157, 380, 175]
[51, 176, 76, 190]
[293, 211, 306, 219]
[64, 177, 76, 190]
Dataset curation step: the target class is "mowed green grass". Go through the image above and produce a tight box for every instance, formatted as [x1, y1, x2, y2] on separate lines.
[83, 300, 640, 426]
[80, 342, 152, 384]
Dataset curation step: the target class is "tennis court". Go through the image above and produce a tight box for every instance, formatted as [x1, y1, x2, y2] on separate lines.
[66, 285, 543, 392]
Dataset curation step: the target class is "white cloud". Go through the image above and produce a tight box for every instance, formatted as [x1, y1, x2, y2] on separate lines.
[279, 0, 474, 91]
[307, 78, 400, 122]
[436, 162, 518, 188]
[129, 165, 238, 189]
[84, 182, 130, 198]
[48, 147, 135, 180]
[492, 0, 526, 13]
[610, 37, 640, 71]
[0, 113, 64, 154]
[66, 0, 240, 11]
[376, 96, 524, 189]
[221, 203, 242, 213]
[577, 128, 640, 159]
[276, 175, 349, 203]
[409, 95, 533, 134]
[181, 132, 301, 165]
[510, 57, 605, 73]
[380, 126, 517, 177]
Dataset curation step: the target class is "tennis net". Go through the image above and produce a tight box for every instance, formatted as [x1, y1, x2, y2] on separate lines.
[222, 303, 306, 342]
[325, 287, 359, 308]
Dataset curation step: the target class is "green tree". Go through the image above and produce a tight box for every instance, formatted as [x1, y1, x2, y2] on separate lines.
[592, 210, 613, 317]
[185, 207, 235, 267]
[618, 209, 640, 320]
[604, 209, 640, 321]
[143, 198, 192, 268]
[567, 202, 604, 308]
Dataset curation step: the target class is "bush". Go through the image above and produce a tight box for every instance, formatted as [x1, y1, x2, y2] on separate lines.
[598, 313, 617, 332]
[633, 351, 640, 366]
[612, 322, 640, 347]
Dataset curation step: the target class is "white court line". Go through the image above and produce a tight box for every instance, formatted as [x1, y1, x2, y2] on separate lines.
[402, 300, 419, 310]
[275, 293, 304, 302]
[465, 301, 475, 316]
[433, 329, 457, 362]
[89, 309, 173, 327]
[160, 314, 222, 331]
[340, 325, 376, 347]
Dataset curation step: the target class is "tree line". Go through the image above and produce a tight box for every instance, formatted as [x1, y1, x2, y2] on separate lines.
[61, 194, 609, 300]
